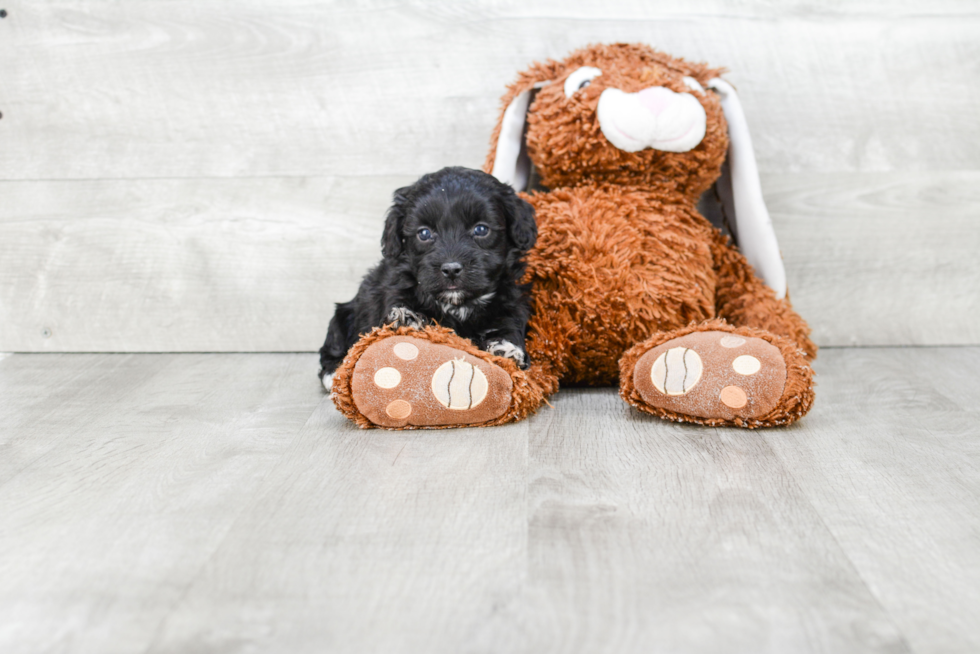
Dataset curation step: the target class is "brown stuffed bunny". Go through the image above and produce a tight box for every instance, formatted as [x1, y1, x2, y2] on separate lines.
[331, 43, 816, 430]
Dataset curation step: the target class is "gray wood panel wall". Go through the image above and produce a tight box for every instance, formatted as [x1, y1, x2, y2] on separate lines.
[2, 1, 978, 351]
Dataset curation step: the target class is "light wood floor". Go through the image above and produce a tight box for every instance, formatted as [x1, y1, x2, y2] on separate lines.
[1, 348, 978, 653]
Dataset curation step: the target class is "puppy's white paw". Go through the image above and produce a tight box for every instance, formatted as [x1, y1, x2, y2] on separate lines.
[321, 372, 335, 394]
[486, 339, 527, 369]
[387, 307, 427, 329]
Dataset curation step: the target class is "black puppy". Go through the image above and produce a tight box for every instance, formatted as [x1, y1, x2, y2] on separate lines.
[318, 167, 537, 390]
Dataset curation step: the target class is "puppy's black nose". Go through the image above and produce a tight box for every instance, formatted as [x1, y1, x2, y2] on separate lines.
[441, 262, 463, 279]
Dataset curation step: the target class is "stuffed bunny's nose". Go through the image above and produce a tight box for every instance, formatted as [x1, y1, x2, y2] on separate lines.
[636, 87, 673, 116]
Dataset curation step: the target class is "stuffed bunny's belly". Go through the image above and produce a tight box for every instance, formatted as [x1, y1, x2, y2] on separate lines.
[524, 186, 717, 385]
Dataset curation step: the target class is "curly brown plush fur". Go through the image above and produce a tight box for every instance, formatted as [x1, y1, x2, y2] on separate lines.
[334, 43, 816, 429]
[485, 44, 728, 199]
[488, 44, 814, 377]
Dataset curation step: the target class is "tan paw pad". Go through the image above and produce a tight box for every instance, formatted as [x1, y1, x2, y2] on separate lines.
[393, 342, 419, 360]
[386, 399, 412, 419]
[374, 367, 402, 388]
[650, 347, 702, 395]
[732, 355, 761, 376]
[720, 386, 747, 408]
[431, 359, 489, 409]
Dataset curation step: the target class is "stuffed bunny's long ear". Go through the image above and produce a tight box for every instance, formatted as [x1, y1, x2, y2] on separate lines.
[707, 78, 787, 300]
[491, 82, 547, 192]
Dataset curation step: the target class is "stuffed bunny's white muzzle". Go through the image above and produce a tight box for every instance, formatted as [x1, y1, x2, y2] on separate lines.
[596, 85, 707, 153]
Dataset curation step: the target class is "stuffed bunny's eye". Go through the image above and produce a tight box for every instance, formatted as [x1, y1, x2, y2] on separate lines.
[564, 67, 602, 98]
[682, 76, 705, 94]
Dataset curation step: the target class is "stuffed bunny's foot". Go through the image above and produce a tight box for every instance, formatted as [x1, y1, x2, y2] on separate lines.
[349, 335, 514, 428]
[621, 325, 813, 428]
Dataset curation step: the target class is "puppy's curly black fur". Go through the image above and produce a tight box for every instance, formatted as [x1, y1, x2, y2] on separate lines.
[318, 167, 537, 387]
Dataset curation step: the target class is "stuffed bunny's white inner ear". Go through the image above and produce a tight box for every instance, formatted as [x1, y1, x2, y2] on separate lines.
[491, 82, 546, 192]
[707, 78, 787, 299]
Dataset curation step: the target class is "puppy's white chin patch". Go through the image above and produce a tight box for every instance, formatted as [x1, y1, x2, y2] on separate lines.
[439, 290, 466, 306]
[438, 290, 495, 322]
[321, 372, 335, 394]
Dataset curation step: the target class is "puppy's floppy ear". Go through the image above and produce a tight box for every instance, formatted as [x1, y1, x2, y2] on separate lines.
[500, 188, 537, 252]
[381, 186, 411, 259]
[706, 77, 787, 300]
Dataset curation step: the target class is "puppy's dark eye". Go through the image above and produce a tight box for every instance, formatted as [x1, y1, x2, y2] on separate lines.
[472, 224, 489, 237]
[417, 227, 434, 242]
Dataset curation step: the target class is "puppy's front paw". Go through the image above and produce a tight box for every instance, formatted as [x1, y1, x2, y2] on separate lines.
[387, 307, 427, 329]
[321, 371, 335, 395]
[486, 339, 528, 369]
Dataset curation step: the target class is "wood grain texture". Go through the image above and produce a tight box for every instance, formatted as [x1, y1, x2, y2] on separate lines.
[1, 0, 977, 351]
[0, 175, 411, 351]
[2, 348, 979, 652]
[469, 388, 910, 654]
[147, 400, 531, 654]
[0, 1, 978, 180]
[769, 170, 980, 347]
[0, 353, 322, 654]
[2, 170, 977, 351]
[0, 353, 169, 485]
[765, 347, 980, 654]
